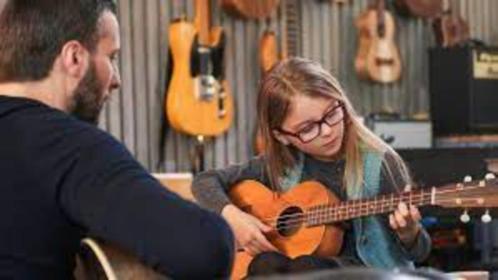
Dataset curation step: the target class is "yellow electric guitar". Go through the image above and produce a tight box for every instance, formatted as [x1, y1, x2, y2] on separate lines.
[166, 0, 234, 136]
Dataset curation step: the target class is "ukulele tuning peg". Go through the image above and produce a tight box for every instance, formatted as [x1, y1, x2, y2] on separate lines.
[485, 173, 496, 181]
[481, 210, 492, 224]
[460, 210, 470, 223]
[463, 175, 472, 183]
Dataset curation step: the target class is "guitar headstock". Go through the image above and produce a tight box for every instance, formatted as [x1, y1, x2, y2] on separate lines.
[435, 174, 498, 223]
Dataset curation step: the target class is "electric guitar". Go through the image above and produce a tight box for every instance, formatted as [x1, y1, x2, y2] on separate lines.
[230, 175, 498, 279]
[355, 0, 402, 84]
[166, 0, 234, 136]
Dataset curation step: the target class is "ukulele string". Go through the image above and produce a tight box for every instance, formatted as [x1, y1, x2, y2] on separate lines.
[270, 195, 489, 232]
[258, 185, 483, 224]
[262, 186, 487, 231]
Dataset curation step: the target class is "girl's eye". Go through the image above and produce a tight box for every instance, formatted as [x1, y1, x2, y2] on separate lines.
[299, 125, 315, 134]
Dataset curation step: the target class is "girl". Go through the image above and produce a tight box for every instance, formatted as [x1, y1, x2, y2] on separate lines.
[192, 57, 431, 276]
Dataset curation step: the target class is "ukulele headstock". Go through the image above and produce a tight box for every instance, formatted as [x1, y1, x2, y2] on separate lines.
[435, 174, 498, 223]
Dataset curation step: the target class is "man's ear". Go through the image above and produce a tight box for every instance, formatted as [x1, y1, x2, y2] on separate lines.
[59, 40, 89, 78]
[272, 129, 290, 145]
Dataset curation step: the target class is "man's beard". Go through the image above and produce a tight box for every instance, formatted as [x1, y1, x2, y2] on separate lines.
[71, 62, 106, 125]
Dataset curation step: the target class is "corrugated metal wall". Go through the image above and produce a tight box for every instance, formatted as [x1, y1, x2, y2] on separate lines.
[100, 0, 498, 172]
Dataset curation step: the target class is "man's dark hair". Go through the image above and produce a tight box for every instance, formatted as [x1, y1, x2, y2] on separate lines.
[0, 0, 117, 83]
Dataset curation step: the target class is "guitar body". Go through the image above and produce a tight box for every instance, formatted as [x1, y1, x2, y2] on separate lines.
[432, 12, 469, 48]
[77, 238, 166, 280]
[355, 7, 402, 83]
[259, 29, 279, 73]
[229, 180, 344, 279]
[255, 27, 280, 155]
[166, 19, 234, 136]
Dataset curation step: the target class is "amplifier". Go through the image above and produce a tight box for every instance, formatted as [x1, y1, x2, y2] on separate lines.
[429, 46, 498, 136]
[367, 120, 432, 149]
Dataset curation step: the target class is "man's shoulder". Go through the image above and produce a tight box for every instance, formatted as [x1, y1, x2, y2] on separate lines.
[0, 96, 118, 148]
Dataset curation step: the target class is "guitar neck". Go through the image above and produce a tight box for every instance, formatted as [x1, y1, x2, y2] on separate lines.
[306, 188, 435, 226]
[195, 0, 211, 45]
[375, 0, 386, 37]
[282, 0, 299, 58]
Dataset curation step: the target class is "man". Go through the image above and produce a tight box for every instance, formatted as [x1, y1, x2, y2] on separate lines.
[0, 0, 234, 278]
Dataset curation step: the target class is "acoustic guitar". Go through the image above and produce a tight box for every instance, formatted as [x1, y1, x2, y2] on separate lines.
[258, 0, 300, 72]
[355, 0, 402, 84]
[166, 0, 234, 137]
[432, 0, 470, 48]
[230, 175, 498, 279]
[259, 22, 279, 74]
[77, 238, 165, 280]
[254, 0, 301, 155]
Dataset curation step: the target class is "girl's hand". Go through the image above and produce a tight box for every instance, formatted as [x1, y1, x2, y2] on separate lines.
[389, 202, 422, 248]
[222, 204, 279, 256]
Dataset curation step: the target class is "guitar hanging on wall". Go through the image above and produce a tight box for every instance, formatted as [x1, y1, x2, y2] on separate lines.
[166, 0, 234, 137]
[254, 0, 301, 155]
[432, 0, 470, 48]
[355, 0, 402, 84]
[258, 0, 300, 73]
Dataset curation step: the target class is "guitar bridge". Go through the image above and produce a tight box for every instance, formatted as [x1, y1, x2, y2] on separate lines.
[218, 88, 226, 118]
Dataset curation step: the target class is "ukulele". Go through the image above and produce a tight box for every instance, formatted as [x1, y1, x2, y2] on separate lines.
[166, 0, 234, 137]
[230, 175, 498, 279]
[355, 0, 402, 84]
[432, 0, 470, 48]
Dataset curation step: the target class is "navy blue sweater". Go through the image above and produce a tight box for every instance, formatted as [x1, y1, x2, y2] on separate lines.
[0, 96, 234, 279]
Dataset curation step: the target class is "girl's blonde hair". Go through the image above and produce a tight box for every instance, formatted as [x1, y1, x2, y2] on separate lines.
[257, 57, 412, 192]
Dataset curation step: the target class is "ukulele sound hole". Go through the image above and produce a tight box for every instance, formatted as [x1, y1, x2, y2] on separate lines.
[277, 206, 304, 237]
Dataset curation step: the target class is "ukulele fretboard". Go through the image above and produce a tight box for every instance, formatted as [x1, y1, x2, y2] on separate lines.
[305, 189, 435, 226]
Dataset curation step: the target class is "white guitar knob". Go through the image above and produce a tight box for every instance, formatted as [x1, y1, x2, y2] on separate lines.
[460, 210, 470, 223]
[481, 210, 492, 223]
[485, 173, 496, 180]
[463, 175, 472, 183]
